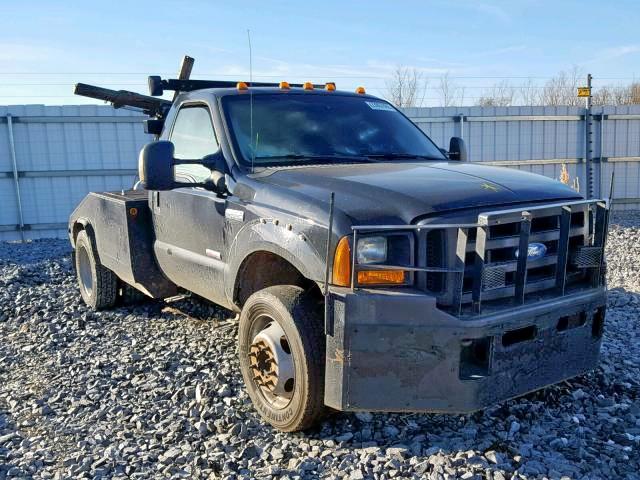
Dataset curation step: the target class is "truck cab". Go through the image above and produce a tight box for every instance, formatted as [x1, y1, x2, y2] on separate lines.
[69, 78, 609, 432]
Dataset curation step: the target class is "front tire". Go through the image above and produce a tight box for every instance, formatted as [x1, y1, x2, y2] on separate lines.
[74, 230, 118, 310]
[238, 285, 325, 432]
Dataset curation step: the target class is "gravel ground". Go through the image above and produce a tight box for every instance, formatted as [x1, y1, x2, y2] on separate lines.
[1, 213, 639, 480]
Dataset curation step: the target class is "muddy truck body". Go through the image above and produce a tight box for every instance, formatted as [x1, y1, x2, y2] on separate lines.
[69, 71, 609, 431]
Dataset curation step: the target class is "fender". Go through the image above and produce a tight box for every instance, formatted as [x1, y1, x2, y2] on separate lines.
[69, 216, 92, 248]
[224, 217, 327, 307]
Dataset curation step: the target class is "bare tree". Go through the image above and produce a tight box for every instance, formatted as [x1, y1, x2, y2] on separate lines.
[593, 82, 640, 105]
[518, 78, 541, 106]
[384, 66, 428, 108]
[630, 83, 640, 104]
[540, 66, 583, 106]
[438, 72, 465, 107]
[476, 80, 515, 107]
[592, 85, 615, 106]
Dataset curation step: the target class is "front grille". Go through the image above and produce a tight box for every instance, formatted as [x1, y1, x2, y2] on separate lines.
[420, 200, 609, 316]
[349, 198, 609, 318]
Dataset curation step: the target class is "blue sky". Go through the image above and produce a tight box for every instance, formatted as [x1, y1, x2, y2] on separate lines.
[1, 0, 639, 106]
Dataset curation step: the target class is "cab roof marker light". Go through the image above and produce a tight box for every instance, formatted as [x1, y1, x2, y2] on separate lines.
[236, 82, 248, 91]
[303, 82, 314, 90]
[325, 83, 336, 91]
[355, 86, 366, 94]
[279, 81, 290, 89]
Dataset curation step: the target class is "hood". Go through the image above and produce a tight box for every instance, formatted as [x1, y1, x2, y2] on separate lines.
[252, 161, 582, 224]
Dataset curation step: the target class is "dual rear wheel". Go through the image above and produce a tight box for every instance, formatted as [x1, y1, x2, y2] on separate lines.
[75, 230, 118, 310]
[74, 230, 148, 309]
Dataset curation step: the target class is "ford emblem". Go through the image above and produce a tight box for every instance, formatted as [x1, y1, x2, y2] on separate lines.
[515, 242, 547, 261]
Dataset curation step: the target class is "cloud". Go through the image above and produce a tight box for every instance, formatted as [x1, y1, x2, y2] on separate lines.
[475, 45, 528, 58]
[470, 2, 512, 23]
[585, 44, 640, 65]
[599, 45, 640, 60]
[213, 57, 449, 80]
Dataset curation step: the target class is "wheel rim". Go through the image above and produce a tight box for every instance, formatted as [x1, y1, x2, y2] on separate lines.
[248, 315, 295, 409]
[77, 246, 94, 297]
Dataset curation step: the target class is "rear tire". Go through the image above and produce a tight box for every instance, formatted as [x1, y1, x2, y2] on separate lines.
[238, 285, 325, 432]
[74, 230, 118, 310]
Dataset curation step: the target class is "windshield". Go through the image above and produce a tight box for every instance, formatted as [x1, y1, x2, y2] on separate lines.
[222, 93, 446, 166]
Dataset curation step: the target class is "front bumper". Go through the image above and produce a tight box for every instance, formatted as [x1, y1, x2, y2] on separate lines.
[324, 287, 606, 413]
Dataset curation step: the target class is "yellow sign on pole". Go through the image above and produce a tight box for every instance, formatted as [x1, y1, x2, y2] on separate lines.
[577, 87, 591, 97]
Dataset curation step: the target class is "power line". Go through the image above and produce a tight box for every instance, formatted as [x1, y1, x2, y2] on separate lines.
[0, 83, 580, 88]
[0, 72, 638, 80]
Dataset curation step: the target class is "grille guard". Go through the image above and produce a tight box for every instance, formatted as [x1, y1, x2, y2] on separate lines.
[350, 199, 610, 316]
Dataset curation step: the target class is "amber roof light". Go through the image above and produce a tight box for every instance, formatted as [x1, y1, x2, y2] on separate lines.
[303, 82, 314, 90]
[325, 83, 336, 91]
[279, 81, 290, 89]
[236, 82, 248, 90]
[355, 86, 366, 94]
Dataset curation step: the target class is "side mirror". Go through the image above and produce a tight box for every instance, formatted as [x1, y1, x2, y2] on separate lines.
[200, 151, 228, 194]
[138, 141, 230, 194]
[448, 137, 467, 161]
[138, 141, 175, 190]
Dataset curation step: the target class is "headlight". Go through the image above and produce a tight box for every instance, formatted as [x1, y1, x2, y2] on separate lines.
[357, 236, 387, 264]
[332, 233, 412, 287]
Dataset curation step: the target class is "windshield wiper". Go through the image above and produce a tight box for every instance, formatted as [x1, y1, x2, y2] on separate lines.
[363, 153, 444, 160]
[254, 153, 374, 162]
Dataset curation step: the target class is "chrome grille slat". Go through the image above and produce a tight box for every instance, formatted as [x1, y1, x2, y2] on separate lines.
[464, 226, 585, 252]
[486, 254, 558, 273]
[461, 277, 557, 303]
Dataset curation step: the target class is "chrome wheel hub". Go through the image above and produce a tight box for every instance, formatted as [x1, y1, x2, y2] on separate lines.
[77, 246, 93, 297]
[248, 320, 295, 405]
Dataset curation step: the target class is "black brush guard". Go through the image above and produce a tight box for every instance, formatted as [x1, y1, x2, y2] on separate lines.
[348, 198, 609, 317]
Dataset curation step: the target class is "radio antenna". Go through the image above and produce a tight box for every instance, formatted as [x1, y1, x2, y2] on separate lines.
[248, 29, 255, 173]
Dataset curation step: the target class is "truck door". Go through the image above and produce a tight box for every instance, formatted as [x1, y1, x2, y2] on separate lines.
[151, 103, 229, 306]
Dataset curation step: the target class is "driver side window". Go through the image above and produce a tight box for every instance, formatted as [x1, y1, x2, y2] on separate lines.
[170, 105, 219, 183]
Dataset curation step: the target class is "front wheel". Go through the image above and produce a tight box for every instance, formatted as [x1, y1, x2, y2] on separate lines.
[238, 285, 325, 432]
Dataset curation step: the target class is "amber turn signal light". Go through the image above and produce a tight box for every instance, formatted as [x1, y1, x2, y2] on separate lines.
[332, 236, 351, 287]
[357, 270, 405, 285]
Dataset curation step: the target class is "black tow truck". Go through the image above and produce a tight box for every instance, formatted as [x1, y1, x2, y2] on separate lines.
[69, 57, 609, 431]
